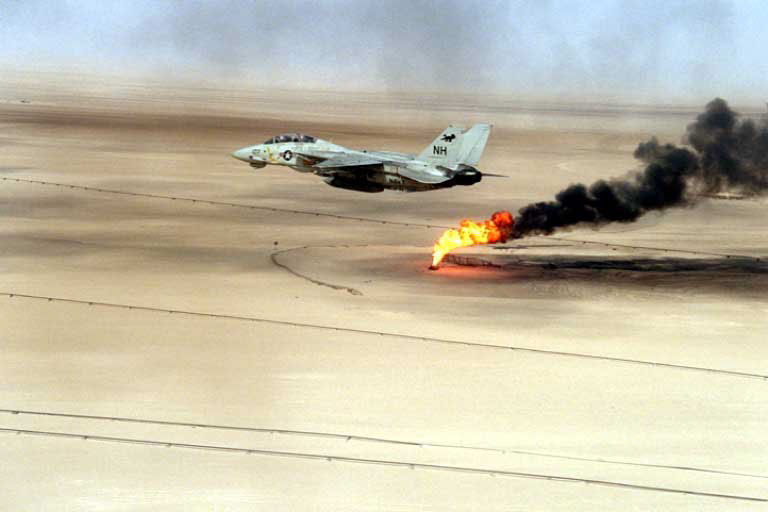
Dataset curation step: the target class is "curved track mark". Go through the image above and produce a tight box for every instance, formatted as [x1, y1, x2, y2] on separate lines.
[2, 408, 763, 480]
[270, 246, 363, 295]
[2, 292, 765, 380]
[0, 428, 764, 502]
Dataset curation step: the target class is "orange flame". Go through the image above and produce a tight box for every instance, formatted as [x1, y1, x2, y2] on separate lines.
[430, 211, 515, 269]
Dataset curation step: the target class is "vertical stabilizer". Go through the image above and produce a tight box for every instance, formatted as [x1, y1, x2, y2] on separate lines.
[417, 124, 492, 166]
[417, 125, 466, 164]
[456, 123, 491, 166]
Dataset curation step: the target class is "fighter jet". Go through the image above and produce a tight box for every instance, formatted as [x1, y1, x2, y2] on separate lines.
[231, 124, 499, 192]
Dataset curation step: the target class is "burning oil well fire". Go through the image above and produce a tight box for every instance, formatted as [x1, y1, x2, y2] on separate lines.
[430, 211, 514, 269]
[430, 98, 768, 269]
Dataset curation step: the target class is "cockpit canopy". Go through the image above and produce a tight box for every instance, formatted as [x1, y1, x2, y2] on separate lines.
[263, 133, 316, 144]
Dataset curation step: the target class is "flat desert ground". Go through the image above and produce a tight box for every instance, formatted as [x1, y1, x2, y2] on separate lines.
[1, 75, 766, 510]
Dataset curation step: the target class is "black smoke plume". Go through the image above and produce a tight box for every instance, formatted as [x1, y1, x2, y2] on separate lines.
[513, 98, 768, 237]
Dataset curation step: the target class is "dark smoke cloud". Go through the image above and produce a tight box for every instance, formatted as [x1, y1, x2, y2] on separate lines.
[513, 98, 768, 237]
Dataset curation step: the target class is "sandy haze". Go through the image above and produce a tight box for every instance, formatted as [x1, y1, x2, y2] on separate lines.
[1, 75, 766, 510]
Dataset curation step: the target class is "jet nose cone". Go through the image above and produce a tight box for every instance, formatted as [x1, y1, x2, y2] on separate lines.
[232, 148, 251, 162]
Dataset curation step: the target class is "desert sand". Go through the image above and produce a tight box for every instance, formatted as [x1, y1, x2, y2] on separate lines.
[1, 74, 766, 510]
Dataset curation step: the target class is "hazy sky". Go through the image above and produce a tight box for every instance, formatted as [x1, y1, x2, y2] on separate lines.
[2, 0, 768, 101]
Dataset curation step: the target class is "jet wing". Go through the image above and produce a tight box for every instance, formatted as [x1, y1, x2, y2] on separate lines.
[292, 149, 341, 164]
[312, 153, 383, 169]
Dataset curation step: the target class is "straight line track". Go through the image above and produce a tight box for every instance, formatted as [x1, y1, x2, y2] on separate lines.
[3, 292, 765, 381]
[2, 408, 763, 480]
[1, 427, 764, 503]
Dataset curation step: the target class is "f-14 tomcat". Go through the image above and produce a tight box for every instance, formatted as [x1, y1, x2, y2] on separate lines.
[231, 124, 500, 192]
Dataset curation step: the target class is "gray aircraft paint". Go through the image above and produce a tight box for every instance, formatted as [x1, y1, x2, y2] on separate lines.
[232, 124, 494, 193]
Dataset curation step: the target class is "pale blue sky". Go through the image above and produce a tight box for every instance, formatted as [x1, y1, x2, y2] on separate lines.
[2, 0, 767, 102]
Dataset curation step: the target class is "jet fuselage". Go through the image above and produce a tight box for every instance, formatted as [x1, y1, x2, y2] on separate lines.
[232, 125, 491, 193]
